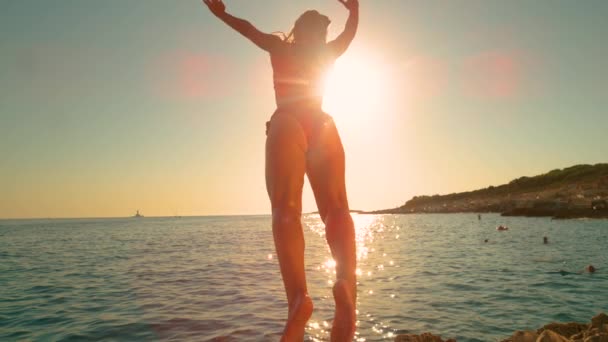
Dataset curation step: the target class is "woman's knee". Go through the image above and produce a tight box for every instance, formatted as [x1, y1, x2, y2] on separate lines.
[324, 208, 354, 243]
[272, 205, 302, 226]
[324, 208, 353, 228]
[317, 193, 348, 222]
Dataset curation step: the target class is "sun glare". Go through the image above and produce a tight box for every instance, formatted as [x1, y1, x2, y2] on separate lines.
[322, 54, 391, 123]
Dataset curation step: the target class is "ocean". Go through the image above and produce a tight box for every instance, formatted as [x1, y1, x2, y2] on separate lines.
[1, 214, 607, 341]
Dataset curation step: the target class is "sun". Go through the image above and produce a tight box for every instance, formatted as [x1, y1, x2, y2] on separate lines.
[322, 54, 391, 123]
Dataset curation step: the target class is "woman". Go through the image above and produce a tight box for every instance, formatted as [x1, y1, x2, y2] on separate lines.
[203, 1, 359, 340]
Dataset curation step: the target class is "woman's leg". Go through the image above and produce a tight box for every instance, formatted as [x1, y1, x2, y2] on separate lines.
[265, 114, 313, 342]
[306, 115, 357, 342]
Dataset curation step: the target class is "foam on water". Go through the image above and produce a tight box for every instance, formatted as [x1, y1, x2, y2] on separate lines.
[1, 214, 607, 341]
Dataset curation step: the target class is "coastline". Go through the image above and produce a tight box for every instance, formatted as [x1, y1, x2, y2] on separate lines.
[501, 207, 608, 220]
[363, 208, 608, 220]
[366, 164, 608, 220]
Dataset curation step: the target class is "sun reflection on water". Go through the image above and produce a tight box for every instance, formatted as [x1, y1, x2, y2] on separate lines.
[304, 213, 404, 340]
[353, 214, 380, 262]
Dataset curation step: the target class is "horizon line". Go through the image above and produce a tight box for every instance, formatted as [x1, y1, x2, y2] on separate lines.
[0, 213, 271, 221]
[0, 210, 381, 221]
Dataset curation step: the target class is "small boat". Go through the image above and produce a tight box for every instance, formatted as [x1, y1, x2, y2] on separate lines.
[133, 210, 144, 218]
[496, 225, 509, 231]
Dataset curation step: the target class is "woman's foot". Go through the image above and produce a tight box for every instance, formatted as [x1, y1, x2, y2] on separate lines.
[331, 279, 356, 342]
[281, 294, 313, 342]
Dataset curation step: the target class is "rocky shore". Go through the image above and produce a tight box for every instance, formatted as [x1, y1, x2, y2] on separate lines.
[501, 207, 608, 219]
[370, 164, 608, 220]
[392, 313, 607, 342]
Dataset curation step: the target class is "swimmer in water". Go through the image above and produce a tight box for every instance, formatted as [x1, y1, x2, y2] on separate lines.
[554, 265, 597, 275]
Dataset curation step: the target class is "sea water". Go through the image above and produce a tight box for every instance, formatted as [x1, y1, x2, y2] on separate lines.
[1, 214, 607, 341]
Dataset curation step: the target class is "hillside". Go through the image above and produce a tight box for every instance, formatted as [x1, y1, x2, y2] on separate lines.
[372, 164, 608, 218]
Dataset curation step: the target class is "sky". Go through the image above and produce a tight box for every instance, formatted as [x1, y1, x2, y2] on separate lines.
[1, 0, 607, 219]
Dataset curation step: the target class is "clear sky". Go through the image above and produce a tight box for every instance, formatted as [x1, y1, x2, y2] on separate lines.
[1, 0, 607, 219]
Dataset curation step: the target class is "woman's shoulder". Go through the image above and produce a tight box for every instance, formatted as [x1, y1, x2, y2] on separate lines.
[267, 35, 291, 55]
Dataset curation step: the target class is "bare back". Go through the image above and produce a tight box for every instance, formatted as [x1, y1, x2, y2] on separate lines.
[270, 44, 336, 111]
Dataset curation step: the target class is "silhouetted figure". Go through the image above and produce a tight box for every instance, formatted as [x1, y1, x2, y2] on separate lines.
[203, 1, 359, 341]
[543, 236, 548, 244]
[478, 214, 481, 220]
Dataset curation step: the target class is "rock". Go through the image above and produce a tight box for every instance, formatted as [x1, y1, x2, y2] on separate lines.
[538, 322, 589, 339]
[592, 314, 608, 330]
[584, 333, 608, 342]
[393, 332, 456, 342]
[587, 329, 602, 338]
[570, 328, 608, 342]
[572, 331, 585, 341]
[504, 330, 539, 342]
[395, 312, 608, 342]
[536, 330, 570, 342]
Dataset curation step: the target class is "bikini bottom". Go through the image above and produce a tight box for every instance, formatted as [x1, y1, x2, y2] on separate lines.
[265, 108, 333, 147]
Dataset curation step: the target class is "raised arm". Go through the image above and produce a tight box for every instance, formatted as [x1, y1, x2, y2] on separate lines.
[328, 0, 359, 57]
[203, 0, 283, 52]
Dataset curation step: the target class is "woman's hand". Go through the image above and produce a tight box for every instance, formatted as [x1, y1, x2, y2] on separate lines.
[203, 0, 226, 17]
[337, 0, 358, 12]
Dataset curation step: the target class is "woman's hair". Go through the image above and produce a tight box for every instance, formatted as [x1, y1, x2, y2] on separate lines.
[274, 10, 331, 44]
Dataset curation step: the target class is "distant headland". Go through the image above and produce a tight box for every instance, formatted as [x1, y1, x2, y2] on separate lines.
[369, 163, 608, 219]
